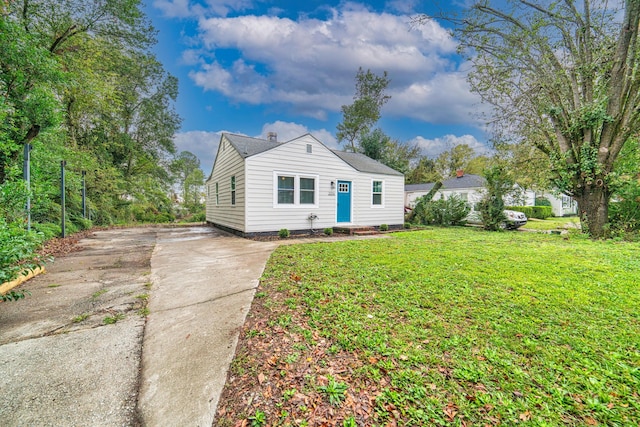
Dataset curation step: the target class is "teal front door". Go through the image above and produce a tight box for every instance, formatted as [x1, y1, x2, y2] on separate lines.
[337, 180, 351, 223]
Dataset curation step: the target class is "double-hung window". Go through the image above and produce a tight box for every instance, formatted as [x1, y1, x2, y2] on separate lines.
[230, 176, 236, 205]
[275, 173, 317, 207]
[372, 180, 383, 206]
[215, 182, 219, 205]
[278, 176, 295, 204]
[300, 178, 315, 204]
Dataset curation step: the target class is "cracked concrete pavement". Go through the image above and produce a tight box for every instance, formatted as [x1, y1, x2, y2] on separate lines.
[0, 225, 277, 427]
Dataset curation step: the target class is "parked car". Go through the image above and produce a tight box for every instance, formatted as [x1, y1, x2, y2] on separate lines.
[465, 210, 528, 229]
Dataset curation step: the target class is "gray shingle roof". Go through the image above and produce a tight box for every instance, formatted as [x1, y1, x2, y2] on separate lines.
[331, 150, 403, 176]
[405, 174, 486, 191]
[441, 174, 486, 189]
[224, 133, 283, 158]
[405, 183, 436, 192]
[222, 133, 403, 176]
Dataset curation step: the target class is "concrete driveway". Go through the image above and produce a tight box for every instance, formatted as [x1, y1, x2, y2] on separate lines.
[0, 226, 277, 427]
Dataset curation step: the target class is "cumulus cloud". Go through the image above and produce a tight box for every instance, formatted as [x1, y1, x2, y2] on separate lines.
[260, 121, 339, 148]
[183, 6, 470, 121]
[173, 130, 224, 175]
[411, 134, 490, 158]
[174, 122, 339, 174]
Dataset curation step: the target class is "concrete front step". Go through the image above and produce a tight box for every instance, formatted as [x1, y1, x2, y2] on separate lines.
[333, 226, 379, 235]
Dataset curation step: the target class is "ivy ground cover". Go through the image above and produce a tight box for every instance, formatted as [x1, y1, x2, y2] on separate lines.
[215, 228, 639, 426]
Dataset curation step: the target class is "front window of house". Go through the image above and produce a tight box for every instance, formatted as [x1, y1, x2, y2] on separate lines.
[372, 180, 383, 205]
[275, 173, 318, 207]
[215, 182, 219, 205]
[300, 177, 315, 204]
[278, 176, 295, 204]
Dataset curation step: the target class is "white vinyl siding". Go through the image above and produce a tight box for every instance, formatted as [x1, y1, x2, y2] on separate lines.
[205, 136, 246, 231]
[240, 135, 403, 233]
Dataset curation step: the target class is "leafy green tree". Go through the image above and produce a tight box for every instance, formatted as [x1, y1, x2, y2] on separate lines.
[337, 68, 391, 152]
[406, 157, 441, 184]
[435, 144, 476, 178]
[359, 129, 420, 175]
[419, 1, 640, 237]
[478, 166, 513, 231]
[171, 151, 203, 206]
[0, 16, 63, 182]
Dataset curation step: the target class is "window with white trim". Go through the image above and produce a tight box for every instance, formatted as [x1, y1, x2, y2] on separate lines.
[372, 180, 383, 206]
[215, 182, 219, 205]
[230, 176, 236, 205]
[275, 173, 318, 206]
[278, 176, 295, 204]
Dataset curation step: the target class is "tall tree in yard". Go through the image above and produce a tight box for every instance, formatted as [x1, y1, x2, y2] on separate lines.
[337, 68, 391, 152]
[417, 1, 640, 238]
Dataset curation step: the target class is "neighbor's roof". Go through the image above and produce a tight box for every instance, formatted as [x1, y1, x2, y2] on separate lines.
[223, 133, 282, 158]
[405, 183, 436, 192]
[441, 174, 486, 189]
[405, 173, 486, 192]
[331, 150, 403, 176]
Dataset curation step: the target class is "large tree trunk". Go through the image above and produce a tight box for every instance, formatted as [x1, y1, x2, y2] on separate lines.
[574, 184, 611, 239]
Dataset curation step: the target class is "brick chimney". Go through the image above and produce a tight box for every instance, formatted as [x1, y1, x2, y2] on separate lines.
[267, 132, 277, 142]
[456, 169, 464, 178]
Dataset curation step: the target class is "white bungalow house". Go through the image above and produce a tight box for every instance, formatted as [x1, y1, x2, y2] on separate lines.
[405, 171, 577, 216]
[205, 133, 405, 236]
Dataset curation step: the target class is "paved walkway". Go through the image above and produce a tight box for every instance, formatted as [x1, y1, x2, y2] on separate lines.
[0, 225, 384, 426]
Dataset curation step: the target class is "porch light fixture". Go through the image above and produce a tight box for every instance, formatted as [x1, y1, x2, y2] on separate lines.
[330, 181, 335, 189]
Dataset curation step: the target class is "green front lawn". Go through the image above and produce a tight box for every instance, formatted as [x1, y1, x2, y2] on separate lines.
[216, 228, 639, 426]
[522, 216, 581, 231]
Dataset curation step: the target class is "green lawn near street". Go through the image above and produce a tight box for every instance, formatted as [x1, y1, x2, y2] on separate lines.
[521, 216, 582, 231]
[253, 228, 639, 425]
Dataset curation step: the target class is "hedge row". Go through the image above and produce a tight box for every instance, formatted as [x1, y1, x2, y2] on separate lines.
[506, 206, 553, 219]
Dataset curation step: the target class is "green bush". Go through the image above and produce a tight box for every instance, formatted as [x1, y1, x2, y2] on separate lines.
[506, 206, 553, 219]
[323, 227, 333, 236]
[535, 197, 552, 206]
[609, 180, 640, 234]
[413, 195, 470, 226]
[278, 228, 290, 238]
[0, 217, 45, 284]
[32, 222, 62, 240]
[379, 224, 389, 231]
[404, 223, 411, 229]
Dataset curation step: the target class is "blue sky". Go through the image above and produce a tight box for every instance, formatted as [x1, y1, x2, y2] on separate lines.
[145, 0, 491, 173]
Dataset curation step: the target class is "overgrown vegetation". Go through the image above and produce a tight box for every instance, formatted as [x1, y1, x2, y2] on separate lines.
[478, 166, 511, 231]
[215, 228, 640, 426]
[506, 206, 553, 220]
[411, 194, 470, 227]
[0, 1, 205, 289]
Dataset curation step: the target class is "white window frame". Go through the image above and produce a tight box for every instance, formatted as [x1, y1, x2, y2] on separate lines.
[371, 179, 384, 207]
[273, 172, 319, 208]
[230, 176, 236, 206]
[215, 182, 219, 206]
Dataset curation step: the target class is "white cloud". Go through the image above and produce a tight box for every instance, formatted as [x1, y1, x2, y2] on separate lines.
[185, 6, 468, 121]
[174, 122, 338, 175]
[259, 121, 338, 148]
[173, 130, 223, 175]
[411, 134, 490, 158]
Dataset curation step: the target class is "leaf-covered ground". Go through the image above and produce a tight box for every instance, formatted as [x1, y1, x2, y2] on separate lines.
[214, 228, 639, 426]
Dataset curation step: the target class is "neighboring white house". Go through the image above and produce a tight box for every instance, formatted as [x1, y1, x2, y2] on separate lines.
[404, 171, 577, 216]
[206, 133, 405, 236]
